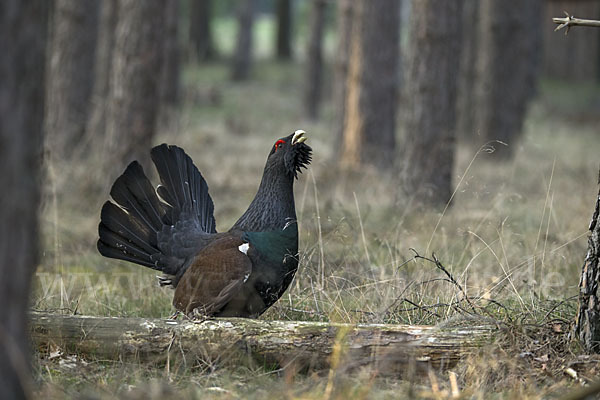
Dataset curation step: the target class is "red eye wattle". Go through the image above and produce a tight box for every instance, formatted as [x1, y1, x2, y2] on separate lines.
[275, 139, 285, 151]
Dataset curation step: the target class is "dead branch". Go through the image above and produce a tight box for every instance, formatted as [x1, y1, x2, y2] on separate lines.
[553, 11, 600, 35]
[409, 249, 478, 314]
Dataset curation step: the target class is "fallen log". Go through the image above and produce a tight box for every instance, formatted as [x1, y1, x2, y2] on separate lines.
[30, 312, 495, 374]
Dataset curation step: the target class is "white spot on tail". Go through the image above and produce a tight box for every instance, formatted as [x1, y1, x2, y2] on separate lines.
[238, 243, 250, 255]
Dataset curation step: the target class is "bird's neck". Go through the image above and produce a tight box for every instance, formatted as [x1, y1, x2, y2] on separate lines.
[231, 165, 296, 232]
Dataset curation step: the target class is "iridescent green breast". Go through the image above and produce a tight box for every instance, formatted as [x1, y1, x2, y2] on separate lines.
[242, 222, 298, 265]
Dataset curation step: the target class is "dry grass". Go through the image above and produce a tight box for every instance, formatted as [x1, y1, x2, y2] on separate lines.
[32, 60, 600, 398]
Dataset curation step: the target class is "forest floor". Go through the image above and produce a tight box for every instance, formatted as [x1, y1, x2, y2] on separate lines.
[32, 60, 600, 399]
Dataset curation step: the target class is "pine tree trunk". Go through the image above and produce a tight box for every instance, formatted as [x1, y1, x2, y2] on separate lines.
[0, 1, 48, 398]
[303, 0, 327, 120]
[87, 0, 118, 144]
[339, 0, 399, 170]
[45, 0, 99, 157]
[575, 177, 600, 353]
[189, 0, 215, 61]
[543, 0, 600, 82]
[275, 0, 293, 60]
[456, 0, 480, 140]
[402, 0, 463, 206]
[333, 0, 353, 159]
[105, 0, 166, 175]
[474, 0, 542, 158]
[231, 0, 256, 81]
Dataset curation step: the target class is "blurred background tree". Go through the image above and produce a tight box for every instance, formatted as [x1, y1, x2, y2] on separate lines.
[339, 0, 400, 170]
[40, 0, 599, 190]
[473, 0, 542, 159]
[231, 0, 256, 81]
[38, 0, 600, 209]
[402, 0, 463, 207]
[161, 0, 181, 108]
[333, 0, 353, 156]
[189, 0, 216, 61]
[86, 0, 118, 149]
[104, 0, 167, 174]
[303, 0, 327, 120]
[45, 0, 99, 158]
[455, 0, 480, 140]
[275, 0, 293, 60]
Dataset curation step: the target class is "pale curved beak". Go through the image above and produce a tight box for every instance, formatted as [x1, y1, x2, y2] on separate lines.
[291, 129, 307, 145]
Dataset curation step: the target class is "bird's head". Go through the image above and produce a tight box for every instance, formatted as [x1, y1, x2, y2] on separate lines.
[267, 129, 312, 179]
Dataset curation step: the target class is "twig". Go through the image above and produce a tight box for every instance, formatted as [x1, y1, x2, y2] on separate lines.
[383, 277, 453, 320]
[402, 298, 442, 319]
[553, 11, 600, 35]
[410, 249, 478, 314]
[542, 295, 578, 322]
[479, 298, 513, 322]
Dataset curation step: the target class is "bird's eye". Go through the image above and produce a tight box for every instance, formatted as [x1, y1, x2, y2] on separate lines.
[274, 139, 285, 151]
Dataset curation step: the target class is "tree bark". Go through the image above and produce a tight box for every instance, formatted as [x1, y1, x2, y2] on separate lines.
[87, 0, 118, 146]
[0, 2, 48, 398]
[333, 0, 354, 159]
[339, 0, 399, 170]
[231, 0, 256, 81]
[30, 313, 494, 374]
[105, 0, 166, 175]
[402, 0, 463, 207]
[45, 0, 99, 157]
[275, 0, 293, 60]
[474, 0, 542, 158]
[303, 0, 327, 120]
[189, 0, 216, 61]
[575, 176, 600, 353]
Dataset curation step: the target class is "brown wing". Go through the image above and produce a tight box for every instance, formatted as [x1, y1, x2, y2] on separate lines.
[173, 234, 252, 316]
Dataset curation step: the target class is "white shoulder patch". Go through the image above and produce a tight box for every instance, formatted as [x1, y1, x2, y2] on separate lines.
[238, 242, 250, 255]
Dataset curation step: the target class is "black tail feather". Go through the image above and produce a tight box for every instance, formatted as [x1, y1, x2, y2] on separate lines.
[98, 162, 167, 270]
[109, 162, 167, 233]
[151, 144, 216, 234]
[97, 224, 157, 269]
[99, 202, 158, 255]
[98, 144, 216, 275]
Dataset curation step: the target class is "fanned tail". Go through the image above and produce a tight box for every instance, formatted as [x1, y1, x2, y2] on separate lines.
[97, 145, 216, 277]
[151, 144, 216, 234]
[98, 162, 167, 270]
